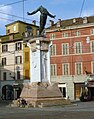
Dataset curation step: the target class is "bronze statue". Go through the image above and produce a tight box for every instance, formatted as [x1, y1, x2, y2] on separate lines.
[27, 6, 56, 35]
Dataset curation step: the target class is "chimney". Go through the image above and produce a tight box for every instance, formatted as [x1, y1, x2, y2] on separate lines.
[83, 17, 88, 24]
[56, 19, 62, 27]
[49, 20, 54, 26]
[73, 18, 76, 23]
[32, 20, 36, 25]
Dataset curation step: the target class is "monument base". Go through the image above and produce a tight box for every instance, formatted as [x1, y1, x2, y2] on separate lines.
[11, 82, 70, 107]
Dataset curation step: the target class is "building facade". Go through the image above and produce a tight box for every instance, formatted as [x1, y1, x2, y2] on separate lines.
[0, 20, 38, 100]
[1, 35, 24, 100]
[46, 16, 94, 100]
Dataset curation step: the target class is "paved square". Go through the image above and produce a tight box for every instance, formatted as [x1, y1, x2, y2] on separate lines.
[0, 101, 94, 119]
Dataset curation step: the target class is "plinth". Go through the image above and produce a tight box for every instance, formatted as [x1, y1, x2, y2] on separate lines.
[20, 82, 70, 107]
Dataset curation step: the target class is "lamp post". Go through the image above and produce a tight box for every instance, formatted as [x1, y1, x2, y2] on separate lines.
[13, 83, 19, 100]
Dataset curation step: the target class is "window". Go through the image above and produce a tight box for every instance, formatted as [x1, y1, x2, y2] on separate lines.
[2, 45, 8, 52]
[17, 71, 20, 79]
[3, 72, 6, 80]
[25, 70, 29, 79]
[63, 63, 69, 75]
[50, 44, 56, 56]
[15, 42, 22, 51]
[75, 42, 82, 54]
[15, 56, 22, 64]
[25, 52, 29, 62]
[50, 34, 55, 40]
[91, 29, 94, 34]
[51, 64, 56, 76]
[76, 62, 82, 75]
[7, 29, 10, 34]
[62, 43, 69, 55]
[14, 25, 16, 31]
[62, 33, 68, 38]
[2, 58, 6, 66]
[91, 40, 94, 52]
[25, 25, 33, 37]
[75, 31, 80, 36]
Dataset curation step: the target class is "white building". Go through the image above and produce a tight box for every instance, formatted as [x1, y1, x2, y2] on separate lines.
[0, 38, 23, 100]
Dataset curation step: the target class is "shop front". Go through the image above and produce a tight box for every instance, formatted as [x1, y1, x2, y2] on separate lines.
[80, 79, 94, 101]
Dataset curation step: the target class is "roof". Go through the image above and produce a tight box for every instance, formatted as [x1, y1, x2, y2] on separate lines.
[5, 20, 39, 28]
[48, 16, 94, 29]
[0, 33, 23, 43]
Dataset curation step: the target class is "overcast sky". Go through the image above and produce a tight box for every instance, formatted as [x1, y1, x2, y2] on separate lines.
[0, 0, 94, 35]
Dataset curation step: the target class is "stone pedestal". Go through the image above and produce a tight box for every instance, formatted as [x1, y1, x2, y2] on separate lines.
[20, 82, 70, 107]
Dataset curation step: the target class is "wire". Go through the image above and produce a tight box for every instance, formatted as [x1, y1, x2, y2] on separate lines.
[0, 0, 28, 8]
[79, 0, 85, 17]
[0, 0, 57, 27]
[22, 0, 25, 22]
[0, 16, 14, 22]
[0, 0, 41, 24]
[0, 0, 55, 26]
[0, 11, 34, 22]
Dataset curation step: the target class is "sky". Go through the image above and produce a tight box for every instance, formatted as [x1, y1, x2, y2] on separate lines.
[0, 0, 94, 35]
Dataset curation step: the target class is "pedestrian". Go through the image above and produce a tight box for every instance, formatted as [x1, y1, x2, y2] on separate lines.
[21, 98, 27, 107]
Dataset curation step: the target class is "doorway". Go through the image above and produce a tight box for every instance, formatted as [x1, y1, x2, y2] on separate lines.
[58, 84, 67, 99]
[2, 85, 14, 100]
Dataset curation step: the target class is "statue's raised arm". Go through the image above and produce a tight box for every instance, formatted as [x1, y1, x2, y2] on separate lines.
[27, 6, 56, 35]
[27, 6, 40, 15]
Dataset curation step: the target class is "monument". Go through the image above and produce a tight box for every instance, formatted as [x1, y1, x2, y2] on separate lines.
[12, 6, 70, 107]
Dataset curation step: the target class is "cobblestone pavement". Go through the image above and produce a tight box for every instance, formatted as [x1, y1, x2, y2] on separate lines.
[0, 101, 94, 119]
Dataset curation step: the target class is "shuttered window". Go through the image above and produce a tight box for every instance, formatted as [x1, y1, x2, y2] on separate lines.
[25, 52, 29, 62]
[25, 70, 29, 79]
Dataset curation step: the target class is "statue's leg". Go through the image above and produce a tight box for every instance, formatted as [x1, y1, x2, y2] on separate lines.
[39, 14, 47, 35]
